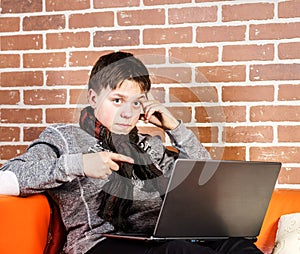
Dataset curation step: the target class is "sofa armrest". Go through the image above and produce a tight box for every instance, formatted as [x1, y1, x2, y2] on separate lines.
[0, 194, 51, 254]
[256, 189, 300, 254]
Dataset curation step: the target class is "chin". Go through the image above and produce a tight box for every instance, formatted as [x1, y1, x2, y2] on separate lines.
[111, 127, 132, 135]
[112, 131, 130, 135]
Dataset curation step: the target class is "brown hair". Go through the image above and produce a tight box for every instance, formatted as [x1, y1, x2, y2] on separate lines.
[88, 51, 151, 94]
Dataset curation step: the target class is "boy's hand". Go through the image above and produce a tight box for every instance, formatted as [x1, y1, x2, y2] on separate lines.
[82, 152, 134, 179]
[140, 99, 179, 130]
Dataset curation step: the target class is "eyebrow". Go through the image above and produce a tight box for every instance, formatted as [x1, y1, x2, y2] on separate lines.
[110, 93, 146, 100]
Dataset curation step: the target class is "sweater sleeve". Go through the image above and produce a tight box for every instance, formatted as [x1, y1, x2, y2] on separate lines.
[144, 121, 211, 177]
[166, 121, 211, 160]
[0, 128, 85, 196]
[0, 171, 20, 195]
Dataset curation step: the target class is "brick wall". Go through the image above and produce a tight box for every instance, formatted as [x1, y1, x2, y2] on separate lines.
[1, 0, 300, 188]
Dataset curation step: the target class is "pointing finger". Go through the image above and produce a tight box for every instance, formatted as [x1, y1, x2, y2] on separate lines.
[109, 153, 134, 164]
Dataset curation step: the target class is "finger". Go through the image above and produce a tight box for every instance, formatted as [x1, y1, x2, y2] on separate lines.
[109, 153, 134, 164]
[143, 101, 160, 119]
[147, 92, 155, 100]
[108, 160, 120, 172]
[100, 170, 112, 179]
[142, 99, 158, 108]
[103, 168, 113, 176]
[145, 105, 162, 121]
[139, 113, 146, 121]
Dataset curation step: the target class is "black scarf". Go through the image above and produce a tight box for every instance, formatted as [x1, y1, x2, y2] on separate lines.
[79, 106, 164, 231]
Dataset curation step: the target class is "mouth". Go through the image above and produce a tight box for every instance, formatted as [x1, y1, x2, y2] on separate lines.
[112, 123, 133, 134]
[115, 123, 132, 128]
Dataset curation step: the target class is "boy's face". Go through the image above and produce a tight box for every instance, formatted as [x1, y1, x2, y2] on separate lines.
[88, 79, 146, 134]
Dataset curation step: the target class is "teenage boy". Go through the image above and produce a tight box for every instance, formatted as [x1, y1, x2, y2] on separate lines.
[0, 51, 262, 254]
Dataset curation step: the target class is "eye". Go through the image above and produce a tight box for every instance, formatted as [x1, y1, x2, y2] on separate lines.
[132, 101, 142, 108]
[113, 98, 122, 105]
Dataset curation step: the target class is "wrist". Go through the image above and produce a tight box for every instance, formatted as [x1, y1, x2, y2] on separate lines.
[164, 119, 180, 130]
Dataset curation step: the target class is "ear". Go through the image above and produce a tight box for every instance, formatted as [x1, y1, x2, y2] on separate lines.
[87, 89, 98, 108]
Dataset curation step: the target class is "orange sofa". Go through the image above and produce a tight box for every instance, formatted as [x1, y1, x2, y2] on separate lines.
[0, 194, 66, 254]
[0, 189, 300, 254]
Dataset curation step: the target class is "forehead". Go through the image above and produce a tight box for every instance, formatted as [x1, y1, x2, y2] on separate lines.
[117, 79, 144, 90]
[98, 80, 146, 101]
[111, 80, 146, 97]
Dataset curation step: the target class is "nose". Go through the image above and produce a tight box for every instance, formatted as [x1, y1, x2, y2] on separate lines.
[120, 102, 134, 119]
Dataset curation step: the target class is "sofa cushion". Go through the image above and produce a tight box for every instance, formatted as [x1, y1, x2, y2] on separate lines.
[44, 195, 67, 254]
[256, 189, 300, 254]
[0, 194, 50, 254]
[272, 213, 300, 254]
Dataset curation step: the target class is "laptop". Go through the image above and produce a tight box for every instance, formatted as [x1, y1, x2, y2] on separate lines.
[102, 159, 281, 242]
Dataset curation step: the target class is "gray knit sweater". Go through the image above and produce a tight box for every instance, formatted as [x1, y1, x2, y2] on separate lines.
[0, 122, 210, 253]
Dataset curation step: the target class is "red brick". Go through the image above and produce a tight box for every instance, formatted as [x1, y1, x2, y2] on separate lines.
[278, 126, 300, 142]
[69, 12, 114, 29]
[0, 127, 20, 142]
[46, 0, 90, 11]
[1, 71, 43, 87]
[169, 86, 218, 103]
[0, 90, 20, 105]
[0, 54, 20, 68]
[169, 6, 217, 24]
[208, 146, 246, 161]
[278, 167, 300, 184]
[278, 42, 300, 60]
[23, 52, 66, 68]
[224, 126, 273, 143]
[0, 145, 27, 160]
[69, 50, 112, 67]
[222, 86, 274, 102]
[196, 26, 246, 43]
[0, 17, 20, 32]
[69, 49, 166, 67]
[278, 0, 300, 18]
[250, 64, 300, 81]
[0, 109, 42, 124]
[222, 3, 274, 22]
[189, 126, 219, 143]
[250, 106, 300, 122]
[24, 127, 45, 141]
[125, 48, 166, 65]
[149, 67, 192, 84]
[278, 84, 300, 101]
[169, 47, 218, 63]
[46, 70, 89, 86]
[23, 15, 65, 31]
[1, 34, 43, 51]
[143, 27, 192, 44]
[196, 65, 246, 83]
[46, 108, 78, 123]
[149, 87, 165, 103]
[24, 89, 67, 105]
[222, 44, 274, 62]
[250, 22, 300, 40]
[24, 52, 66, 68]
[250, 146, 300, 163]
[70, 89, 89, 105]
[94, 30, 140, 47]
[144, 0, 190, 5]
[118, 9, 165, 26]
[1, 0, 42, 13]
[195, 0, 223, 2]
[195, 106, 246, 123]
[167, 107, 192, 123]
[94, 0, 139, 8]
[46, 32, 90, 49]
